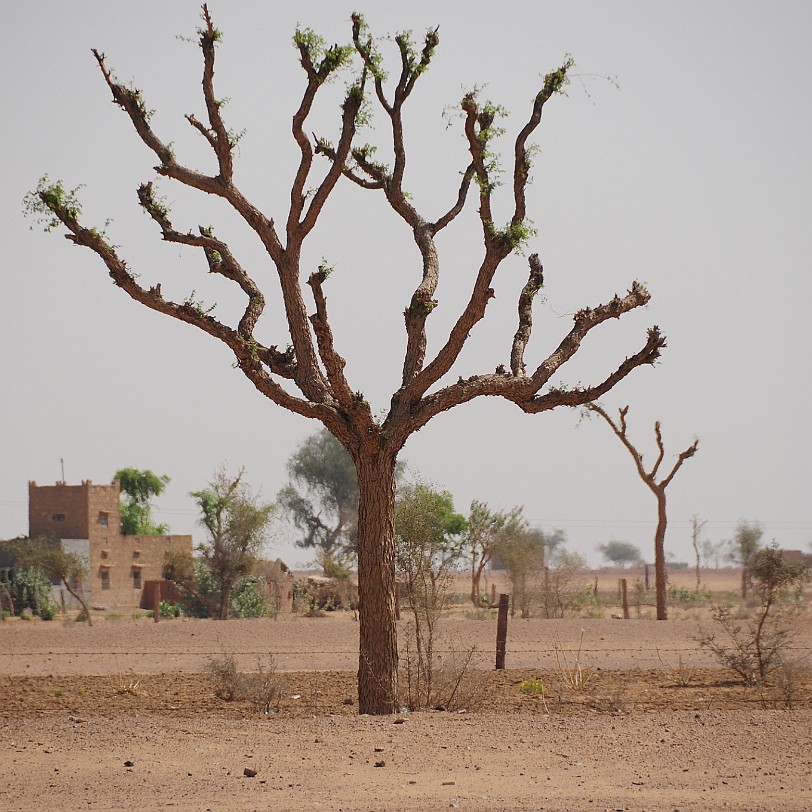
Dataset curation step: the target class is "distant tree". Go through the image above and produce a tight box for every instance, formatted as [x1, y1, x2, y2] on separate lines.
[16, 538, 92, 625]
[691, 514, 708, 590]
[28, 8, 666, 713]
[278, 429, 405, 556]
[598, 540, 642, 568]
[586, 403, 698, 620]
[277, 430, 359, 554]
[395, 484, 466, 707]
[191, 468, 276, 619]
[465, 500, 524, 607]
[540, 548, 588, 619]
[728, 520, 763, 599]
[701, 538, 724, 569]
[114, 468, 170, 535]
[497, 526, 545, 618]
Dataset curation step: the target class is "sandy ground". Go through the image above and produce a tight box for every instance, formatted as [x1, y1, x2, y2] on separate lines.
[2, 604, 812, 811]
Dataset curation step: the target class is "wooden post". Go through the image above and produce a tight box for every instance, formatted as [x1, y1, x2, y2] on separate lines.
[495, 593, 509, 670]
[153, 582, 160, 623]
[644, 563, 650, 592]
[394, 583, 401, 621]
[620, 578, 629, 620]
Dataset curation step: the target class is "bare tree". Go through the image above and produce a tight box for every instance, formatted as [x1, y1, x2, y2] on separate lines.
[691, 514, 708, 591]
[27, 9, 665, 713]
[587, 404, 698, 620]
[16, 538, 93, 626]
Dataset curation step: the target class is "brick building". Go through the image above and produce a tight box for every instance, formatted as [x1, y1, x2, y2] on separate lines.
[28, 479, 192, 608]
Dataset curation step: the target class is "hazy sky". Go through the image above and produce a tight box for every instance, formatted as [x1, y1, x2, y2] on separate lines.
[3, 1, 811, 567]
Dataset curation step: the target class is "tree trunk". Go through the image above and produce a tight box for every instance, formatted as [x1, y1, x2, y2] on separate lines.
[62, 577, 93, 627]
[654, 490, 668, 620]
[355, 452, 399, 715]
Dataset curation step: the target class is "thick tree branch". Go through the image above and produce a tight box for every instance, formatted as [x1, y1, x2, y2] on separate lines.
[397, 324, 664, 445]
[528, 281, 654, 390]
[306, 265, 354, 409]
[430, 163, 475, 234]
[586, 402, 699, 492]
[198, 5, 234, 182]
[91, 49, 285, 260]
[299, 85, 363, 240]
[137, 182, 266, 338]
[524, 328, 665, 412]
[41, 194, 327, 417]
[660, 437, 699, 489]
[651, 421, 666, 479]
[587, 403, 651, 485]
[511, 60, 572, 230]
[510, 253, 544, 376]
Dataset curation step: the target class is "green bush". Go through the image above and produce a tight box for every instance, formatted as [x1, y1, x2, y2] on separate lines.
[159, 600, 182, 619]
[10, 568, 58, 619]
[519, 677, 546, 696]
[230, 579, 267, 618]
[668, 585, 712, 605]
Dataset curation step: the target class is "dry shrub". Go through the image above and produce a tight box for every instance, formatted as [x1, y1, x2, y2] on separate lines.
[113, 669, 147, 697]
[657, 649, 698, 687]
[400, 630, 487, 712]
[552, 630, 595, 692]
[241, 657, 285, 715]
[206, 652, 285, 714]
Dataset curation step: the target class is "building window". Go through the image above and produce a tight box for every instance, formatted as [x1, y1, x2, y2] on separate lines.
[99, 512, 109, 528]
[100, 569, 110, 590]
[52, 513, 65, 522]
[132, 570, 142, 590]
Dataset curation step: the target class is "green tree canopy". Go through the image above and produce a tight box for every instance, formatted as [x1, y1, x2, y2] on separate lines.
[277, 430, 359, 554]
[465, 500, 525, 607]
[114, 467, 170, 535]
[191, 467, 276, 620]
[598, 540, 642, 567]
[278, 429, 405, 555]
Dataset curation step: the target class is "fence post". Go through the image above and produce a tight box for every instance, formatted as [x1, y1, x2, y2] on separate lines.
[495, 593, 509, 670]
[644, 563, 650, 592]
[153, 583, 160, 623]
[620, 578, 629, 619]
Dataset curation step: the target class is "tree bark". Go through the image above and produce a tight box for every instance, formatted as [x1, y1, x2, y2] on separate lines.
[355, 452, 399, 715]
[654, 490, 668, 620]
[62, 577, 93, 627]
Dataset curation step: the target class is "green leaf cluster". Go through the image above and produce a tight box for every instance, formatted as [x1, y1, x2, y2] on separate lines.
[115, 467, 170, 535]
[23, 176, 83, 232]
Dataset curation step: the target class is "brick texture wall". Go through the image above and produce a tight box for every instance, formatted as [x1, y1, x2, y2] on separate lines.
[28, 480, 192, 608]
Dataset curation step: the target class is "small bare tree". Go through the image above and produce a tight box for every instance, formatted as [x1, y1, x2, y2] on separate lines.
[697, 544, 809, 684]
[691, 514, 707, 591]
[27, 8, 665, 712]
[17, 538, 93, 625]
[395, 483, 465, 708]
[586, 404, 698, 620]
